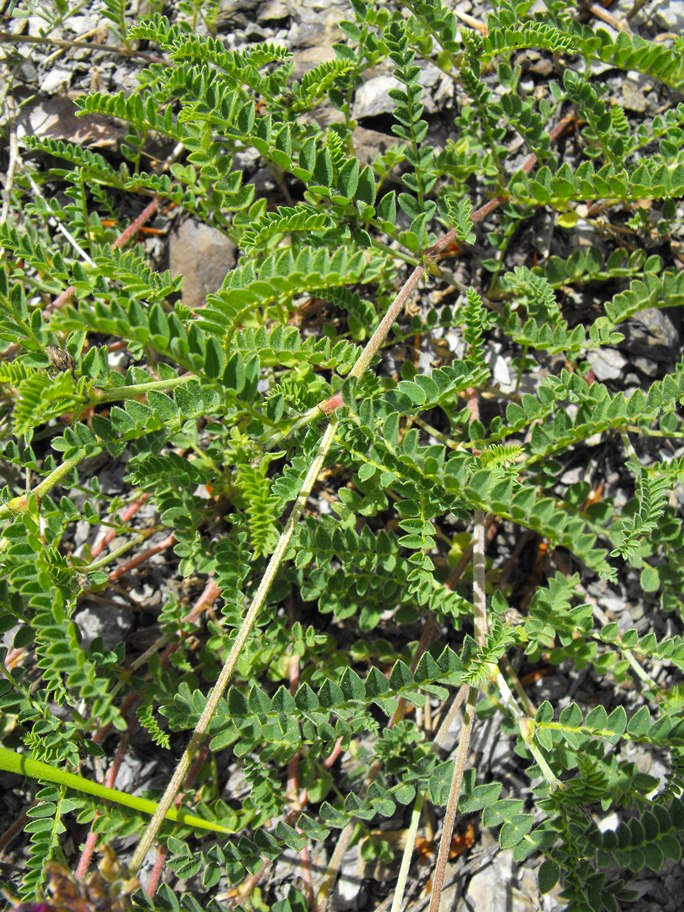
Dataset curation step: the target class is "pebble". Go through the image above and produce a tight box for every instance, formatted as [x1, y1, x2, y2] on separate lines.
[66, 14, 103, 35]
[455, 840, 545, 912]
[622, 80, 650, 113]
[652, 0, 684, 32]
[489, 351, 513, 392]
[258, 0, 291, 22]
[620, 308, 680, 364]
[587, 347, 628, 382]
[39, 67, 72, 94]
[289, 1, 347, 49]
[76, 600, 131, 649]
[352, 75, 400, 120]
[331, 843, 366, 910]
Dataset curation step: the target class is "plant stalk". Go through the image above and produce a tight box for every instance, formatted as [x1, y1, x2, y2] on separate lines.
[0, 450, 86, 521]
[129, 418, 339, 872]
[429, 510, 488, 912]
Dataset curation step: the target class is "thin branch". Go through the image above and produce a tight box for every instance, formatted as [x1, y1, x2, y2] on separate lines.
[0, 450, 86, 520]
[390, 792, 424, 912]
[0, 29, 167, 63]
[90, 493, 151, 559]
[428, 510, 488, 912]
[0, 93, 19, 226]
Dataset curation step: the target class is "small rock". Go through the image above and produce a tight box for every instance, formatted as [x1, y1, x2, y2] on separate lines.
[599, 593, 626, 617]
[27, 15, 49, 35]
[109, 754, 146, 794]
[331, 842, 366, 910]
[490, 351, 513, 392]
[18, 58, 39, 84]
[74, 519, 95, 551]
[292, 44, 335, 80]
[652, 0, 684, 32]
[218, 0, 261, 21]
[244, 22, 269, 40]
[168, 219, 237, 310]
[352, 64, 452, 120]
[40, 67, 72, 94]
[464, 848, 543, 912]
[527, 57, 553, 77]
[622, 80, 649, 113]
[66, 14, 103, 35]
[289, 2, 347, 50]
[597, 811, 620, 832]
[21, 94, 127, 147]
[352, 75, 399, 120]
[620, 307, 680, 362]
[351, 125, 395, 166]
[258, 0, 290, 22]
[110, 64, 140, 94]
[587, 348, 627, 381]
[77, 600, 131, 650]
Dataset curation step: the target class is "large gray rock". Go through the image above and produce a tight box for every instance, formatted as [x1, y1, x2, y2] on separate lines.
[168, 219, 237, 310]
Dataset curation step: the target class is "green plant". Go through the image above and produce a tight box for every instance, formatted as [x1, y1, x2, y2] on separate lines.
[1, 1, 684, 910]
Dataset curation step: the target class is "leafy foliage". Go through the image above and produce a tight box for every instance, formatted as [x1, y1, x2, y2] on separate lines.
[1, 0, 684, 910]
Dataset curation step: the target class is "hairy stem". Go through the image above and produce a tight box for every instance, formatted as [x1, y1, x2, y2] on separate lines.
[0, 450, 86, 520]
[89, 374, 192, 404]
[429, 510, 488, 912]
[390, 791, 424, 912]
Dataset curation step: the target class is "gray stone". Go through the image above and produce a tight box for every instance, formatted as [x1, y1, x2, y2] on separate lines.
[289, 2, 347, 50]
[620, 307, 680, 362]
[441, 838, 547, 912]
[291, 43, 335, 80]
[18, 58, 39, 84]
[39, 67, 72, 94]
[418, 61, 454, 109]
[76, 600, 131, 650]
[622, 80, 649, 113]
[218, 0, 261, 21]
[168, 219, 237, 310]
[20, 92, 127, 148]
[331, 842, 365, 910]
[352, 64, 453, 120]
[587, 347, 627, 381]
[66, 14, 103, 35]
[489, 351, 513, 392]
[258, 0, 290, 22]
[352, 125, 396, 166]
[73, 519, 95, 551]
[109, 753, 146, 794]
[652, 0, 684, 32]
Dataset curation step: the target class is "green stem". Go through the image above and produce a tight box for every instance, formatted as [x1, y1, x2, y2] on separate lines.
[83, 532, 152, 573]
[0, 450, 85, 521]
[90, 374, 192, 405]
[496, 671, 562, 789]
[262, 264, 426, 449]
[0, 747, 233, 834]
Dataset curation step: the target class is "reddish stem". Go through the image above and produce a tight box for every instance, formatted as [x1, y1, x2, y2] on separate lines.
[108, 533, 175, 581]
[146, 845, 168, 897]
[76, 735, 128, 879]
